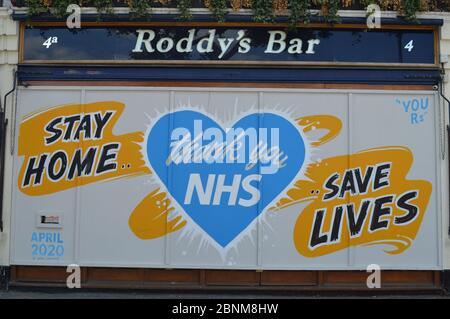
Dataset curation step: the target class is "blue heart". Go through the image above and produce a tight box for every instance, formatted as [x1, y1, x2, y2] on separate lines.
[146, 111, 305, 247]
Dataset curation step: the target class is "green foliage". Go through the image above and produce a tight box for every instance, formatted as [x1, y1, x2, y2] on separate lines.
[205, 0, 227, 22]
[93, 0, 114, 15]
[288, 0, 311, 27]
[52, 0, 76, 17]
[177, 0, 193, 20]
[315, 0, 342, 23]
[326, 0, 342, 24]
[252, 0, 274, 23]
[25, 0, 49, 16]
[129, 0, 152, 19]
[402, 0, 422, 22]
[22, 0, 434, 24]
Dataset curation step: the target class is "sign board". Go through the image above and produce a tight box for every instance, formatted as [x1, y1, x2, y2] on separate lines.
[21, 24, 437, 66]
[11, 86, 441, 269]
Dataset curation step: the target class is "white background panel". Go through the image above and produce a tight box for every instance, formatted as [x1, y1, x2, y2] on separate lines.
[10, 87, 441, 270]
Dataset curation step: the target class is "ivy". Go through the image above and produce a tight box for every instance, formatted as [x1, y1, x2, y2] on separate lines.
[177, 0, 193, 20]
[402, 0, 422, 22]
[92, 0, 114, 15]
[25, 0, 49, 16]
[128, 0, 152, 19]
[314, 0, 342, 23]
[204, 0, 227, 22]
[288, 0, 311, 28]
[21, 0, 438, 24]
[252, 0, 274, 23]
[326, 0, 342, 23]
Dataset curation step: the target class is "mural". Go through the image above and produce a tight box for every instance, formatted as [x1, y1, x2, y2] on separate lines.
[16, 98, 432, 261]
[18, 101, 150, 195]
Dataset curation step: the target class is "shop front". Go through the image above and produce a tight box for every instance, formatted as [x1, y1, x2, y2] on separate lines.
[6, 16, 447, 292]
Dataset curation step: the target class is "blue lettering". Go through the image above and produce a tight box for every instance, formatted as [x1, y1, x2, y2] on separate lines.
[421, 97, 429, 110]
[411, 99, 419, 111]
[402, 100, 411, 112]
[31, 232, 64, 243]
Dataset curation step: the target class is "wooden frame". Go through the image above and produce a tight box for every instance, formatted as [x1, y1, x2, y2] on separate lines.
[9, 80, 441, 292]
[18, 21, 441, 68]
[9, 266, 443, 293]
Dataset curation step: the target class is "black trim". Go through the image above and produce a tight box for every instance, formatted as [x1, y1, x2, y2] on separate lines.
[17, 65, 441, 85]
[447, 124, 450, 235]
[11, 12, 444, 26]
[437, 79, 450, 235]
[442, 270, 450, 294]
[0, 266, 9, 291]
[0, 70, 13, 234]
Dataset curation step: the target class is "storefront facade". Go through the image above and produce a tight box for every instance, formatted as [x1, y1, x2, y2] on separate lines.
[1, 5, 450, 292]
[0, 6, 18, 284]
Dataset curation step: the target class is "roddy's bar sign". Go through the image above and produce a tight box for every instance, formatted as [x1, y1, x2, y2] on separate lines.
[22, 24, 437, 66]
